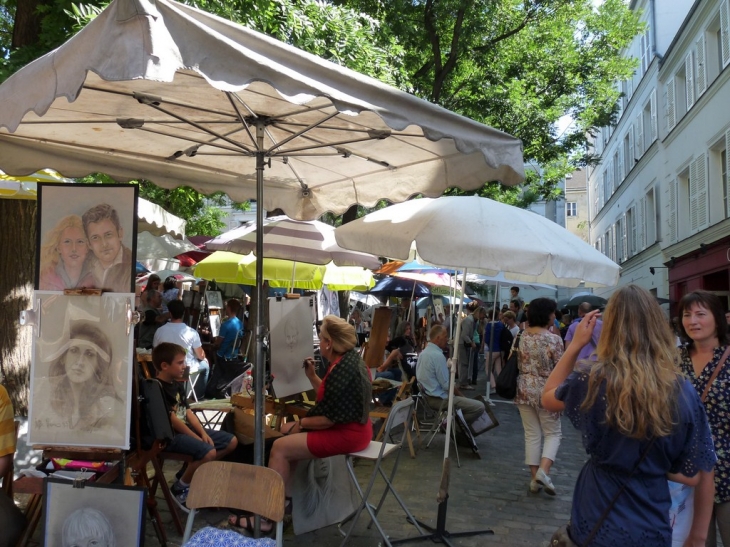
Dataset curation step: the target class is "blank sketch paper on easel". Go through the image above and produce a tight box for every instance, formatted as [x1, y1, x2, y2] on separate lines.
[269, 297, 314, 398]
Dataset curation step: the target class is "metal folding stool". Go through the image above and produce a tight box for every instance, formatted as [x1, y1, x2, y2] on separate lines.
[339, 398, 426, 547]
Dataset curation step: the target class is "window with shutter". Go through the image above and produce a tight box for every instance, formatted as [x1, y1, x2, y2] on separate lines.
[726, 130, 730, 218]
[650, 89, 658, 142]
[696, 153, 708, 230]
[611, 224, 617, 262]
[721, 0, 730, 68]
[636, 114, 644, 156]
[628, 129, 634, 174]
[686, 52, 695, 110]
[669, 178, 678, 243]
[621, 215, 628, 262]
[613, 152, 620, 190]
[666, 77, 676, 131]
[617, 148, 624, 184]
[628, 205, 636, 256]
[641, 34, 648, 74]
[638, 197, 646, 250]
[696, 35, 707, 96]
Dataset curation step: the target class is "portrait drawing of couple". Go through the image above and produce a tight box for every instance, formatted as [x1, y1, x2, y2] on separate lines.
[37, 185, 137, 294]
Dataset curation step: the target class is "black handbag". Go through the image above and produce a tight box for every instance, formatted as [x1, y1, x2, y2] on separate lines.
[495, 333, 520, 399]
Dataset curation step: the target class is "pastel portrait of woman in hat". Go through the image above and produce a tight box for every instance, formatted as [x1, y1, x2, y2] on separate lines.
[33, 320, 123, 438]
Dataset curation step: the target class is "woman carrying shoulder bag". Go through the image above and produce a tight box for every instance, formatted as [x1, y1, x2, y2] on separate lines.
[542, 285, 716, 547]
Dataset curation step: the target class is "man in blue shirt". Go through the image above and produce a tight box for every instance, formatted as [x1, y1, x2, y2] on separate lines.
[214, 298, 243, 362]
[417, 325, 484, 425]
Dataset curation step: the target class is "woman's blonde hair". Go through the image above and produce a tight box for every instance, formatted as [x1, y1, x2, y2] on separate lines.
[581, 285, 681, 439]
[39, 215, 86, 273]
[321, 315, 357, 354]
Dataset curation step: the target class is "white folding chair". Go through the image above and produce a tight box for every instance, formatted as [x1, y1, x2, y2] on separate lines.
[339, 398, 426, 547]
[182, 461, 285, 547]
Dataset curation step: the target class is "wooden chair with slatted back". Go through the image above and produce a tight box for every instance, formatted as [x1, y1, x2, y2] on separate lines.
[182, 461, 286, 547]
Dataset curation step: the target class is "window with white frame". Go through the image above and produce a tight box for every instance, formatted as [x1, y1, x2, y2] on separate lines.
[668, 178, 678, 244]
[721, 0, 730, 69]
[685, 50, 696, 111]
[641, 31, 652, 75]
[614, 150, 622, 188]
[627, 205, 637, 256]
[645, 187, 657, 245]
[566, 202, 577, 217]
[720, 138, 730, 218]
[623, 130, 634, 177]
[678, 167, 690, 241]
[689, 153, 709, 233]
[642, 90, 657, 151]
[635, 112, 644, 158]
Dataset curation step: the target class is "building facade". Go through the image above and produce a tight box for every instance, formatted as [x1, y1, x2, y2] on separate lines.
[588, 0, 730, 310]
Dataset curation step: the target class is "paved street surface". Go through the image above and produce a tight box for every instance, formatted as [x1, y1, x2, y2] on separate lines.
[26, 382, 587, 546]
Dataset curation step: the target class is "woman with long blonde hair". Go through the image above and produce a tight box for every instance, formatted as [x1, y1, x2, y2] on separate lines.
[543, 285, 716, 547]
[39, 215, 94, 290]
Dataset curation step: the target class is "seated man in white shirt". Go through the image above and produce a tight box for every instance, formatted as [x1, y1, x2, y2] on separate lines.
[153, 300, 209, 400]
[416, 324, 484, 426]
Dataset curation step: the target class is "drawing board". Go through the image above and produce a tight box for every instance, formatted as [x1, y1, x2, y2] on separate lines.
[269, 297, 314, 398]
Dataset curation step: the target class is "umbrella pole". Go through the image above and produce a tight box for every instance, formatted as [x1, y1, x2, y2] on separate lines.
[392, 266, 493, 546]
[485, 282, 500, 404]
[254, 125, 266, 470]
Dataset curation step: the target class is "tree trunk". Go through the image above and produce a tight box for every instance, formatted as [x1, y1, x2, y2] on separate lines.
[12, 0, 43, 48]
[0, 200, 37, 414]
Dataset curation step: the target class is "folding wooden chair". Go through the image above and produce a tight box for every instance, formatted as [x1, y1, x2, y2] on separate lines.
[339, 398, 425, 547]
[182, 461, 286, 547]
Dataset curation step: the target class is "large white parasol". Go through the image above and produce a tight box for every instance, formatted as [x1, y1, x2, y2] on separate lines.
[0, 0, 525, 473]
[335, 195, 619, 542]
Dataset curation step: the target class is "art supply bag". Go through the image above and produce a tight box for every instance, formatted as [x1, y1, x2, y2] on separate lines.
[495, 333, 521, 399]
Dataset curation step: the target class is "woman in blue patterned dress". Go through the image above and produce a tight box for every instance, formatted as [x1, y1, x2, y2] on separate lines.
[543, 285, 716, 547]
[677, 290, 730, 546]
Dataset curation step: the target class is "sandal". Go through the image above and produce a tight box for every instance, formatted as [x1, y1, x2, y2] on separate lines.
[228, 513, 273, 534]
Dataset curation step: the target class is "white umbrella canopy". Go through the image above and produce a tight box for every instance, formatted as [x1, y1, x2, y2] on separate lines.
[335, 195, 620, 511]
[335, 196, 620, 288]
[137, 231, 199, 261]
[206, 215, 381, 269]
[0, 0, 524, 221]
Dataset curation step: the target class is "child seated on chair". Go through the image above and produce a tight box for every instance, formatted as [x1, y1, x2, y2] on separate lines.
[152, 343, 238, 512]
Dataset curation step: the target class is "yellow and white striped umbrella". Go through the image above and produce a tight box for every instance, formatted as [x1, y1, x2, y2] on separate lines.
[0, 169, 72, 199]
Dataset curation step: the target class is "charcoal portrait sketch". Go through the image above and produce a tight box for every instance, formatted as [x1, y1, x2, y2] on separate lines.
[29, 293, 133, 449]
[43, 479, 145, 547]
[269, 297, 314, 398]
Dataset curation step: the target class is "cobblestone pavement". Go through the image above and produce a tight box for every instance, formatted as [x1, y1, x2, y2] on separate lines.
[27, 383, 588, 546]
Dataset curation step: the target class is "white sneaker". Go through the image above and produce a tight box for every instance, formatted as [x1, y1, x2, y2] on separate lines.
[535, 468, 555, 495]
[529, 479, 542, 493]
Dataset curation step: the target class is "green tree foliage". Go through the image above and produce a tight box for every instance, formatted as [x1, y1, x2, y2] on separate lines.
[333, 0, 642, 199]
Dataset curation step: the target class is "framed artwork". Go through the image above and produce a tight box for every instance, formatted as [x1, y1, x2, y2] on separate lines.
[36, 184, 138, 293]
[209, 313, 222, 338]
[206, 290, 223, 310]
[29, 292, 134, 449]
[42, 478, 146, 547]
[269, 297, 314, 398]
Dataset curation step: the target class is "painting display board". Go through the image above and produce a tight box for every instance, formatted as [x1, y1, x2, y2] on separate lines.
[36, 184, 138, 293]
[29, 292, 134, 449]
[42, 478, 146, 547]
[364, 306, 391, 369]
[269, 297, 314, 398]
